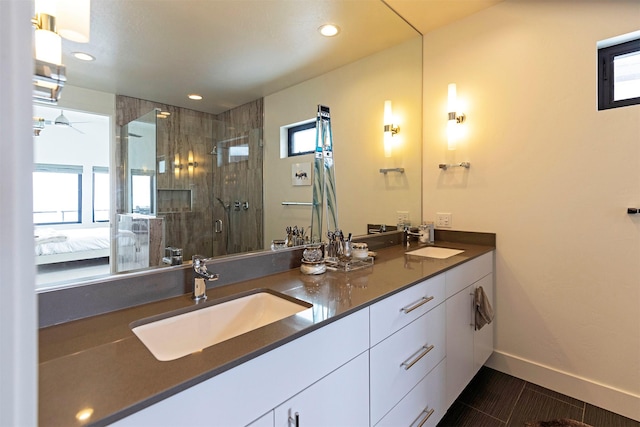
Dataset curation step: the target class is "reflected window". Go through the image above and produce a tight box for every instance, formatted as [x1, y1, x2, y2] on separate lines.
[215, 134, 250, 166]
[287, 121, 316, 157]
[93, 166, 109, 222]
[131, 170, 155, 214]
[33, 164, 82, 224]
[229, 144, 249, 163]
[598, 37, 640, 110]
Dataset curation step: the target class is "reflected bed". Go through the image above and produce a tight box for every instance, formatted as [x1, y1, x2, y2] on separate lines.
[34, 227, 115, 265]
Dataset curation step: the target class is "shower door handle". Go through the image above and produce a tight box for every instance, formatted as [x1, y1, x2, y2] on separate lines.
[214, 219, 223, 233]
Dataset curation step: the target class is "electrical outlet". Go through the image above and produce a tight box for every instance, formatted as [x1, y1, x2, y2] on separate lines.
[436, 213, 452, 228]
[396, 211, 409, 226]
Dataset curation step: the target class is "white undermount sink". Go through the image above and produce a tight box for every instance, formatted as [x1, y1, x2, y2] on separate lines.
[131, 290, 312, 361]
[406, 246, 464, 259]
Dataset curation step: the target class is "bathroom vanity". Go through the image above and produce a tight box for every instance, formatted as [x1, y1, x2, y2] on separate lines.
[38, 234, 495, 426]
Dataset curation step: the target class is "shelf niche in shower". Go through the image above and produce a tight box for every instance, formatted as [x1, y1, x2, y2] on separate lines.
[158, 189, 192, 213]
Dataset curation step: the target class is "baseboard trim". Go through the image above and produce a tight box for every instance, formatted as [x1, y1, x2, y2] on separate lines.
[486, 350, 640, 422]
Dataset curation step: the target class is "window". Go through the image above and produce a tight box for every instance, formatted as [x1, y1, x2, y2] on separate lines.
[130, 169, 155, 214]
[33, 164, 82, 224]
[93, 166, 110, 222]
[598, 37, 640, 110]
[287, 121, 316, 157]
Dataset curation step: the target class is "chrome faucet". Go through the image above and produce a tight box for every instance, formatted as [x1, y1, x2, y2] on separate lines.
[403, 225, 422, 246]
[367, 224, 387, 234]
[192, 255, 219, 302]
[162, 246, 183, 265]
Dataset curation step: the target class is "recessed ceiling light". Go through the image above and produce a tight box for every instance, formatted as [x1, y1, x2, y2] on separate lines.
[72, 52, 95, 61]
[188, 94, 203, 100]
[319, 24, 340, 37]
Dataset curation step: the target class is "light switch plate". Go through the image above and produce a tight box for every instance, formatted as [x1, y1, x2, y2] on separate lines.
[436, 213, 452, 228]
[397, 211, 409, 225]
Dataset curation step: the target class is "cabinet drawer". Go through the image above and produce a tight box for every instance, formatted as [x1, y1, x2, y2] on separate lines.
[445, 252, 493, 298]
[375, 359, 446, 427]
[370, 274, 445, 346]
[370, 303, 446, 424]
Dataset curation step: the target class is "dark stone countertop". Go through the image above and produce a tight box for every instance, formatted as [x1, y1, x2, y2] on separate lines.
[39, 238, 494, 426]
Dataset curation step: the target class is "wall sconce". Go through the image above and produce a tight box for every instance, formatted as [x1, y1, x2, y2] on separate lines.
[447, 83, 466, 150]
[174, 154, 182, 178]
[173, 153, 198, 177]
[187, 151, 198, 177]
[32, 0, 90, 103]
[383, 100, 400, 158]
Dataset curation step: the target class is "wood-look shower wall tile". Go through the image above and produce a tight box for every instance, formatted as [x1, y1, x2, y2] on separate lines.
[116, 96, 216, 262]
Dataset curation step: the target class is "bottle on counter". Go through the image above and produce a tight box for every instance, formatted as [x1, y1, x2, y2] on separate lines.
[419, 222, 435, 244]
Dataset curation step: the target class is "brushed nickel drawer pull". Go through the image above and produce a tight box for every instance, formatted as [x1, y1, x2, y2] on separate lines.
[288, 411, 299, 427]
[400, 296, 434, 314]
[470, 291, 475, 327]
[401, 344, 435, 370]
[415, 407, 435, 427]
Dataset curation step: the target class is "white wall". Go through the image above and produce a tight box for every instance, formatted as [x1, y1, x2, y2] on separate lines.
[264, 37, 423, 245]
[56, 86, 117, 227]
[422, 0, 640, 420]
[0, 0, 37, 424]
[33, 101, 111, 226]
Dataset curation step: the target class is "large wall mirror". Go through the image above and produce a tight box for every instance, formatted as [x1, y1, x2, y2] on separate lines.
[33, 0, 423, 292]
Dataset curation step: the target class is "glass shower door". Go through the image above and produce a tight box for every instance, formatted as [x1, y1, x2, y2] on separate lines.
[124, 109, 157, 215]
[116, 109, 159, 272]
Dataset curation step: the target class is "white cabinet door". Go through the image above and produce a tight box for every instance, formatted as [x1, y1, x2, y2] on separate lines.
[444, 251, 495, 409]
[473, 273, 494, 373]
[274, 352, 369, 427]
[445, 284, 475, 408]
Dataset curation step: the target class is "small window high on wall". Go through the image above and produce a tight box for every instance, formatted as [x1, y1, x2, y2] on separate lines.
[287, 121, 316, 157]
[598, 36, 640, 110]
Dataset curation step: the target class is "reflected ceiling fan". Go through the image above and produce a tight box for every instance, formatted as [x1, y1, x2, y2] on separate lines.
[33, 110, 87, 136]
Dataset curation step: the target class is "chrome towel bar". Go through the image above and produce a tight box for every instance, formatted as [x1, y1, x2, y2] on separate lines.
[439, 162, 470, 170]
[379, 168, 405, 174]
[282, 201, 313, 206]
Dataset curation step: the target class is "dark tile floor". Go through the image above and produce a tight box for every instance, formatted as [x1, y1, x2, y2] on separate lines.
[437, 367, 639, 427]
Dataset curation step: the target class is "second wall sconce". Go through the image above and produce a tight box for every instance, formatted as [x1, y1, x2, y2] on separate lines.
[447, 83, 466, 150]
[383, 100, 400, 158]
[187, 151, 198, 177]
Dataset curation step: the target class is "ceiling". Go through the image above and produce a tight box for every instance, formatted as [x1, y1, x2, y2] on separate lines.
[57, 0, 502, 115]
[385, 0, 504, 35]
